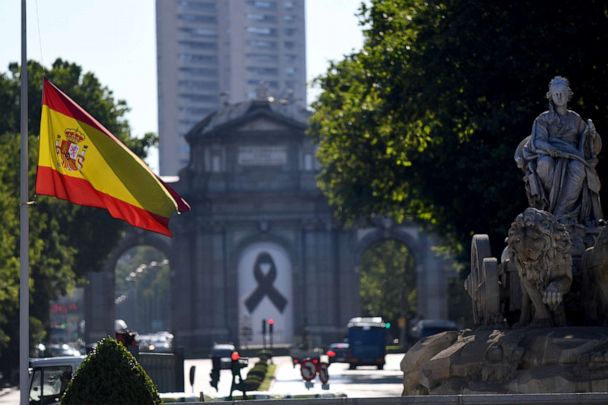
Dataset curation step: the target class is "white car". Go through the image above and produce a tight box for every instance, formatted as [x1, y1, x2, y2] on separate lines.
[29, 356, 85, 405]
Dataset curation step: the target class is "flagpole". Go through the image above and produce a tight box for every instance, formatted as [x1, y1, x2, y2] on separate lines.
[19, 0, 30, 404]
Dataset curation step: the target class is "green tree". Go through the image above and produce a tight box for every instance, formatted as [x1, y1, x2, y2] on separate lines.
[0, 59, 157, 379]
[310, 0, 608, 262]
[359, 240, 416, 325]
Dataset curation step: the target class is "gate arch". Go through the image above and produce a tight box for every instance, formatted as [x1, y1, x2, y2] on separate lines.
[353, 224, 448, 320]
[84, 229, 172, 343]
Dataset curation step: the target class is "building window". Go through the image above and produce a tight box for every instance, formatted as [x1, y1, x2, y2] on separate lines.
[179, 93, 219, 103]
[179, 53, 217, 64]
[178, 80, 219, 91]
[177, 0, 215, 11]
[179, 27, 217, 38]
[246, 66, 279, 75]
[247, 14, 277, 22]
[177, 14, 217, 24]
[179, 67, 218, 76]
[247, 27, 277, 36]
[246, 53, 279, 63]
[248, 40, 277, 49]
[247, 1, 277, 9]
[178, 40, 217, 50]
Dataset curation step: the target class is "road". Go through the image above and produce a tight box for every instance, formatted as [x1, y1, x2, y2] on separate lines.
[268, 353, 404, 398]
[183, 356, 257, 399]
[0, 353, 404, 404]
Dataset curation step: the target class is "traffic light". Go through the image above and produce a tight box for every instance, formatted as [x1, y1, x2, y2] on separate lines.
[209, 354, 220, 391]
[262, 319, 267, 335]
[385, 322, 391, 329]
[268, 318, 274, 334]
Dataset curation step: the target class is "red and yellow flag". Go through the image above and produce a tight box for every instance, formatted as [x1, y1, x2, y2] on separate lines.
[36, 79, 190, 237]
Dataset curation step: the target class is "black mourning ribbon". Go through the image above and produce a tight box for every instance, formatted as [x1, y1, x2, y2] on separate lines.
[245, 252, 287, 313]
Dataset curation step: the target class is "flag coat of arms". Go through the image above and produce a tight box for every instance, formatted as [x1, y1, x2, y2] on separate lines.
[36, 79, 190, 236]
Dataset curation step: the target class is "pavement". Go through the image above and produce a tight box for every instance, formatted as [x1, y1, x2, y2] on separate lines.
[0, 388, 14, 397]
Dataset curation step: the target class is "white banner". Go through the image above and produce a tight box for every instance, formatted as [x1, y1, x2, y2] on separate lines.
[238, 242, 293, 346]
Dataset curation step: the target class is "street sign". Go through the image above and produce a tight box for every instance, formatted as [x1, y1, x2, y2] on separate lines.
[300, 359, 316, 382]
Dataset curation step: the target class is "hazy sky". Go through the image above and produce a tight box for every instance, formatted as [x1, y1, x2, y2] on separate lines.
[0, 0, 366, 170]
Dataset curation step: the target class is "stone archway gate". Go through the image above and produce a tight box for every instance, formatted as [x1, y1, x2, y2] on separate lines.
[84, 228, 171, 344]
[85, 99, 453, 355]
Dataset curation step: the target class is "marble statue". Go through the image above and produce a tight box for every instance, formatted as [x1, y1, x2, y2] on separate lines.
[402, 77, 608, 396]
[515, 76, 603, 227]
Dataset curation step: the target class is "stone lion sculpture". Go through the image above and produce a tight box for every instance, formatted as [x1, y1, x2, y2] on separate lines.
[507, 208, 572, 326]
[582, 225, 608, 324]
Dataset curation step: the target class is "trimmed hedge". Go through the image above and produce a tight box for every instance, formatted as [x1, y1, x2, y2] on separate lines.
[244, 359, 269, 391]
[61, 337, 161, 405]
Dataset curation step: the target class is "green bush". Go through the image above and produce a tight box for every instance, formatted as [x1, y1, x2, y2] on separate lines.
[61, 337, 161, 405]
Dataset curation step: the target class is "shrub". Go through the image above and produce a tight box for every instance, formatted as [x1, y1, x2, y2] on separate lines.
[244, 359, 269, 391]
[61, 337, 161, 405]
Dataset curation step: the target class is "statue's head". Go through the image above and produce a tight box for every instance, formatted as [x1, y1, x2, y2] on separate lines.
[546, 76, 573, 108]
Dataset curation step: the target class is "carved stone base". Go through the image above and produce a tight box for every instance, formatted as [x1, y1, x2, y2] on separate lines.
[401, 327, 608, 395]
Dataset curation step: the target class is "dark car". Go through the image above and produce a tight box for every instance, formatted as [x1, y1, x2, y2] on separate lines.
[411, 319, 459, 340]
[326, 342, 349, 364]
[210, 343, 235, 369]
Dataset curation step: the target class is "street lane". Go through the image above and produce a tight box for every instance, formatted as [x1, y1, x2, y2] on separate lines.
[183, 356, 256, 399]
[269, 353, 404, 398]
[0, 353, 405, 404]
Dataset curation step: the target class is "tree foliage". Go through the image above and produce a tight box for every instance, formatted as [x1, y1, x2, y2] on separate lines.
[0, 59, 157, 379]
[310, 0, 608, 261]
[359, 240, 416, 325]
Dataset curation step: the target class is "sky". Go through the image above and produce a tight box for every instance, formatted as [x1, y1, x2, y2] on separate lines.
[0, 0, 367, 171]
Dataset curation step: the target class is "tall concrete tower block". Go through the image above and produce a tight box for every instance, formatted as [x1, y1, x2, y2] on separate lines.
[156, 0, 307, 176]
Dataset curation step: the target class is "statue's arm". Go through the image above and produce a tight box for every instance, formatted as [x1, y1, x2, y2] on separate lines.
[531, 118, 560, 157]
[587, 119, 602, 156]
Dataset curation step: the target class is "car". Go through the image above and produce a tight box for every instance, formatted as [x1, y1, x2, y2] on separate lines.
[210, 343, 236, 369]
[29, 356, 85, 405]
[411, 319, 459, 340]
[326, 342, 349, 364]
[139, 332, 174, 353]
[45, 343, 81, 357]
[347, 317, 387, 370]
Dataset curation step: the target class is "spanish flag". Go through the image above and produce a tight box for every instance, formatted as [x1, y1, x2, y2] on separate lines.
[36, 79, 190, 237]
